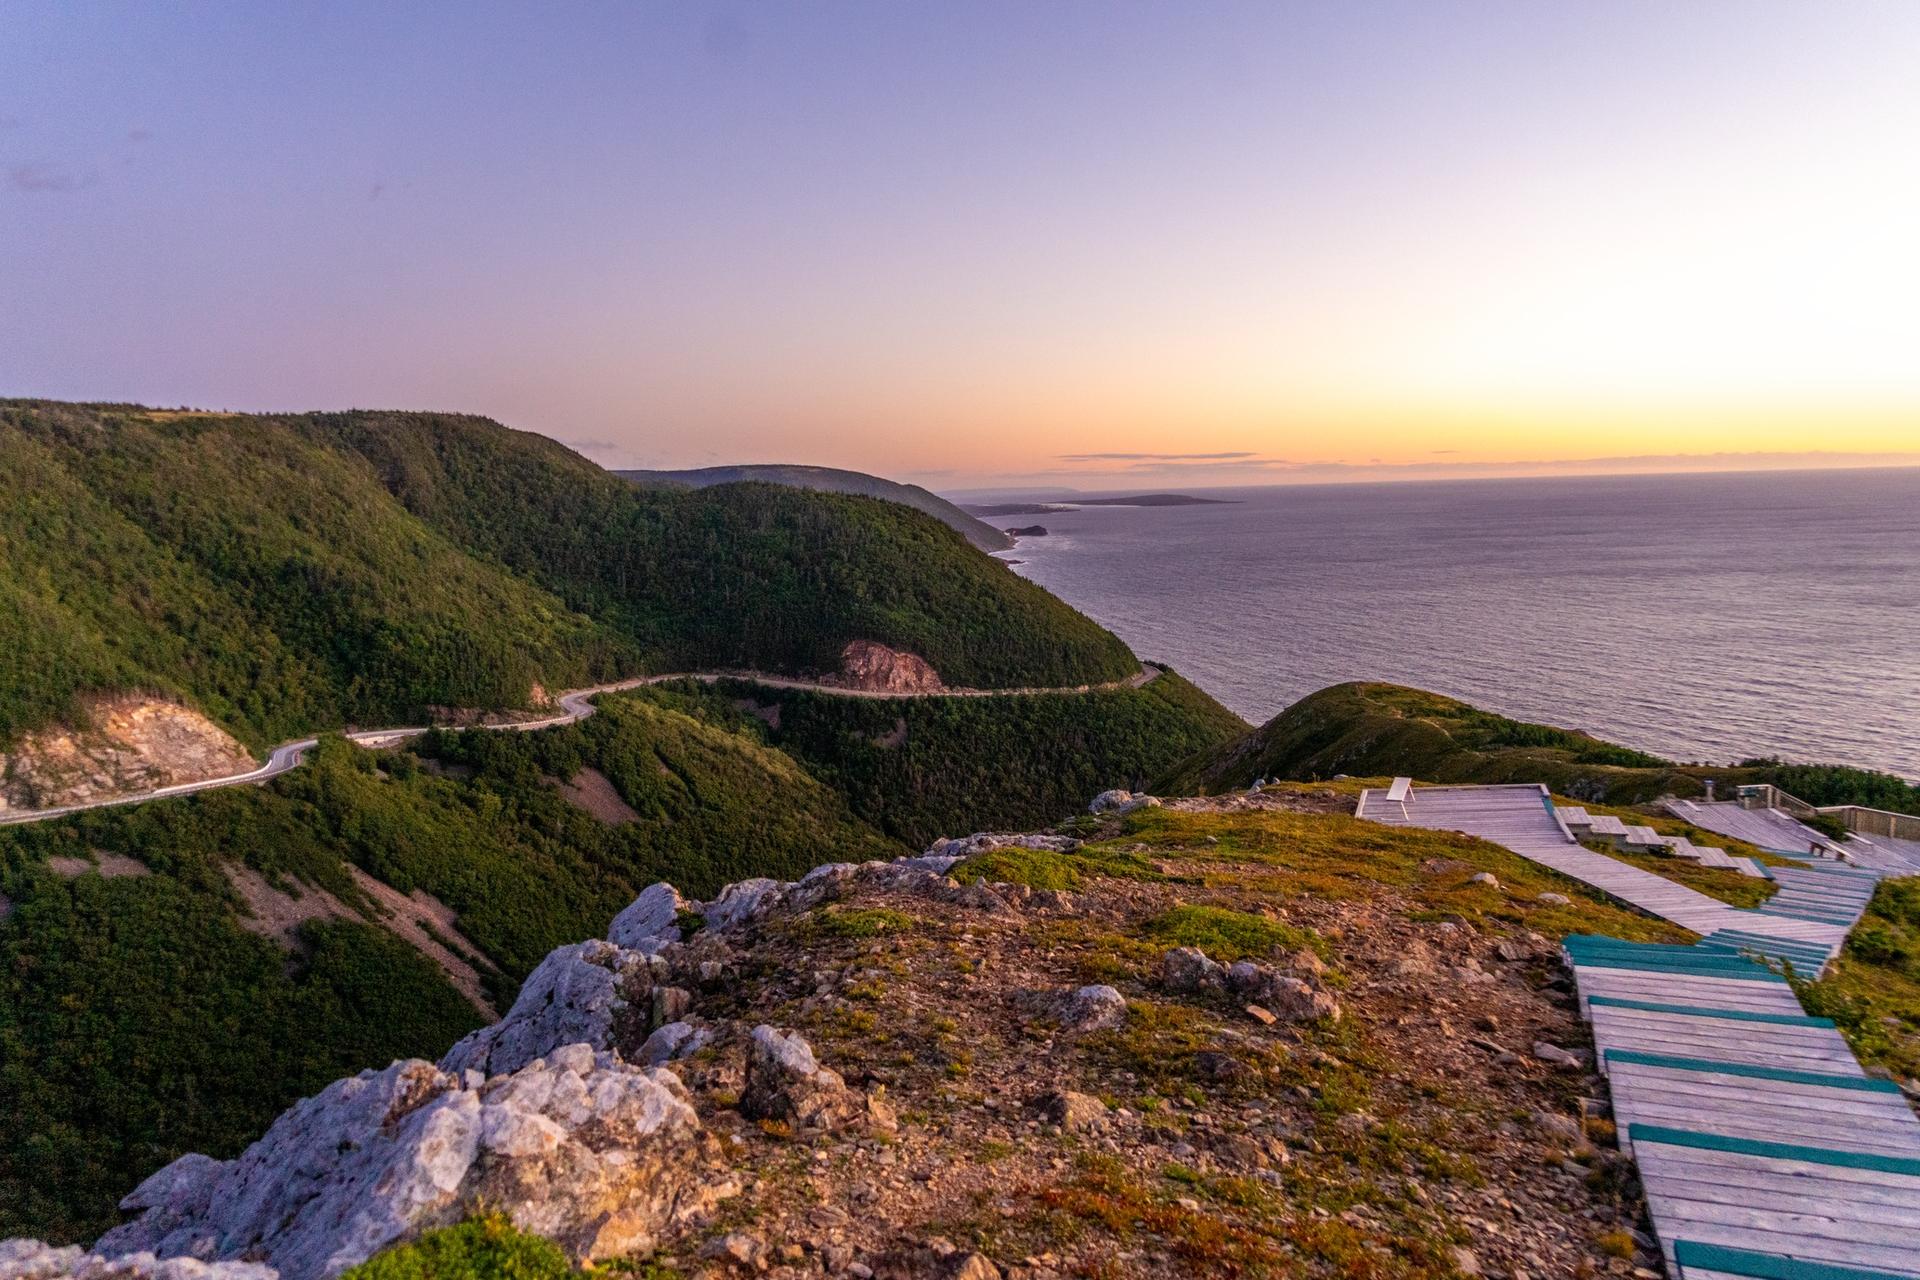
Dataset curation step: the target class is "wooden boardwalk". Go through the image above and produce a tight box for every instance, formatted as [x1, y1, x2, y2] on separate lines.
[1671, 798, 1920, 878]
[1360, 782, 1920, 1278]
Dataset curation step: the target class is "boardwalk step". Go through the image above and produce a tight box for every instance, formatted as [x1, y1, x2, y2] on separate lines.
[1586, 996, 1834, 1027]
[1676, 1239, 1920, 1280]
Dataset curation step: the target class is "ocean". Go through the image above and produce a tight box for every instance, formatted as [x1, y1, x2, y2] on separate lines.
[991, 468, 1920, 781]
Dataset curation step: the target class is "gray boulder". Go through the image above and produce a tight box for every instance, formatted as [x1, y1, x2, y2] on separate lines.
[96, 1050, 731, 1280]
[1160, 946, 1226, 994]
[439, 940, 646, 1077]
[701, 878, 782, 931]
[1227, 960, 1340, 1023]
[606, 882, 685, 953]
[741, 1026, 895, 1134]
[637, 1020, 712, 1067]
[0, 1240, 278, 1280]
[926, 833, 1079, 859]
[1033, 1090, 1108, 1133]
[1061, 984, 1128, 1031]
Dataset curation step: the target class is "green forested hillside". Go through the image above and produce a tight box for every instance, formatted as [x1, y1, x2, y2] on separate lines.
[1162, 681, 1920, 811]
[0, 400, 1136, 750]
[0, 695, 898, 1241]
[631, 672, 1247, 844]
[291, 410, 1133, 687]
[615, 462, 1014, 552]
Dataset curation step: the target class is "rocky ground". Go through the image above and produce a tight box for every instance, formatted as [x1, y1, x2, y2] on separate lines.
[7, 785, 1688, 1280]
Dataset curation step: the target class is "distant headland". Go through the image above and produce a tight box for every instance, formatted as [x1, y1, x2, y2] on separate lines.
[963, 493, 1237, 517]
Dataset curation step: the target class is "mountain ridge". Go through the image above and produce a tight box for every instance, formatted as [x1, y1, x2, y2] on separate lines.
[616, 463, 1014, 552]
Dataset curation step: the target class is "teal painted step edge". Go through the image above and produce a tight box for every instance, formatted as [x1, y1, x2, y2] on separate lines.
[1703, 930, 1833, 950]
[1565, 948, 1784, 975]
[1696, 943, 1830, 963]
[1606, 1049, 1891, 1092]
[1628, 1124, 1920, 1175]
[1586, 996, 1834, 1027]
[1572, 956, 1785, 983]
[1674, 1239, 1920, 1280]
[1564, 938, 1773, 962]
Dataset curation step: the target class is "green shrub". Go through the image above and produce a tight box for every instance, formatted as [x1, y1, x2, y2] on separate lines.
[340, 1215, 572, 1280]
[1145, 905, 1323, 962]
[811, 907, 915, 938]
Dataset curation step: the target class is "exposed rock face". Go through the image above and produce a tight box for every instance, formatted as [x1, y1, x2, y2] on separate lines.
[829, 640, 945, 694]
[439, 941, 648, 1077]
[94, 1049, 731, 1280]
[742, 1026, 896, 1135]
[702, 878, 783, 931]
[0, 697, 254, 813]
[606, 882, 686, 954]
[0, 1239, 276, 1280]
[926, 832, 1078, 859]
[1088, 789, 1161, 816]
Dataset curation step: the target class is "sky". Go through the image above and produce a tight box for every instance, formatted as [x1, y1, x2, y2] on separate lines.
[3, 2, 1918, 489]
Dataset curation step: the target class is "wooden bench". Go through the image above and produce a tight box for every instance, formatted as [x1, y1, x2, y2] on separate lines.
[1384, 776, 1412, 816]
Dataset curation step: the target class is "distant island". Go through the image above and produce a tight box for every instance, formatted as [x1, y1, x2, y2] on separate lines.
[963, 493, 1236, 517]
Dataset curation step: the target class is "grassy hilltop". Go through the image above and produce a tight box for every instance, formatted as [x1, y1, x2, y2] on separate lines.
[1161, 681, 1920, 813]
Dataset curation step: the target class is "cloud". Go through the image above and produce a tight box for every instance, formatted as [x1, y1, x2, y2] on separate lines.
[956, 448, 1920, 491]
[1056, 450, 1261, 462]
[8, 161, 94, 192]
[562, 438, 622, 455]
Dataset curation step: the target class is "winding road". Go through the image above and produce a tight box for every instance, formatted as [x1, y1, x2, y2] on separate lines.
[0, 665, 1161, 828]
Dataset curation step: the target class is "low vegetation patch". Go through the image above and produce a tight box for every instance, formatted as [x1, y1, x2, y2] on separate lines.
[809, 906, 917, 939]
[1144, 904, 1325, 963]
[951, 844, 1164, 891]
[1801, 875, 1920, 1085]
[339, 1214, 572, 1280]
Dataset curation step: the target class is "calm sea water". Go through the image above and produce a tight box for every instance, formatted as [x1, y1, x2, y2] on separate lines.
[991, 469, 1920, 781]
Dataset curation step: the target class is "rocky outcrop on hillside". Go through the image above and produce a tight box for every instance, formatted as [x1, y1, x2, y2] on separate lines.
[92, 1050, 731, 1280]
[6, 792, 1663, 1279]
[0, 696, 255, 813]
[827, 641, 945, 694]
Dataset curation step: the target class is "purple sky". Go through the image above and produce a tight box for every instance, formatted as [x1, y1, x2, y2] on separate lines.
[5, 3, 1917, 486]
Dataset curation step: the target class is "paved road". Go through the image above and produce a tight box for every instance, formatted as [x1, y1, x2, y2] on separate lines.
[0, 665, 1160, 828]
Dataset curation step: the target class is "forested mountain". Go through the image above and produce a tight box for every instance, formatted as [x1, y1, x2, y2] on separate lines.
[0, 401, 1135, 754]
[616, 462, 1014, 552]
[647, 671, 1247, 844]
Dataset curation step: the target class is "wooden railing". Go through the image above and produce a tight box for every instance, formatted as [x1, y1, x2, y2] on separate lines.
[1738, 783, 1920, 843]
[1819, 804, 1920, 843]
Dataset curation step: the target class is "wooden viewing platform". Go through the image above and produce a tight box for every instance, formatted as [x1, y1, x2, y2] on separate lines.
[1359, 782, 1920, 1278]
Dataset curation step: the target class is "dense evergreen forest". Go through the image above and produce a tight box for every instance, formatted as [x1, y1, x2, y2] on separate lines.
[631, 673, 1247, 845]
[0, 400, 1136, 751]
